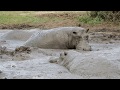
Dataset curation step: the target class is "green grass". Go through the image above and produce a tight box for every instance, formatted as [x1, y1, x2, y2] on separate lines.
[0, 11, 64, 25]
[78, 15, 104, 25]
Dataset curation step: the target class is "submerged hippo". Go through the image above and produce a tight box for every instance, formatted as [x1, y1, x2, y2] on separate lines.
[49, 50, 120, 79]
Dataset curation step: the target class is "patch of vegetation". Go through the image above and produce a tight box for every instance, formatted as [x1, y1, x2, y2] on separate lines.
[78, 15, 104, 25]
[90, 11, 120, 22]
[0, 11, 64, 25]
[1, 11, 119, 29]
[0, 11, 85, 29]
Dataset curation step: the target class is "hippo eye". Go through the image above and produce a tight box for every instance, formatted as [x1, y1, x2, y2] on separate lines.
[73, 31, 77, 34]
[64, 52, 67, 56]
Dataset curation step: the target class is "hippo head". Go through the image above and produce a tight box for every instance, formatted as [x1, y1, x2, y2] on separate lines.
[68, 28, 91, 51]
[58, 51, 80, 67]
[79, 29, 92, 51]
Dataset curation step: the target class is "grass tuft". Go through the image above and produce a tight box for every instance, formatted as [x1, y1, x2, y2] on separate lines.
[78, 15, 104, 25]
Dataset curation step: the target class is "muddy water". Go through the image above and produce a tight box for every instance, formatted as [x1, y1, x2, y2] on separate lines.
[1, 29, 120, 79]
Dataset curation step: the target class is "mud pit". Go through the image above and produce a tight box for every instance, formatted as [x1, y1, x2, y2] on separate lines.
[1, 28, 120, 79]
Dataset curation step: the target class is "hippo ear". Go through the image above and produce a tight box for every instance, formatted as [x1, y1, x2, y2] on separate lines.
[85, 29, 89, 33]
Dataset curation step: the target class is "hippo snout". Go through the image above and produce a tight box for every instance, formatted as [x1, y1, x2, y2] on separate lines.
[83, 46, 92, 51]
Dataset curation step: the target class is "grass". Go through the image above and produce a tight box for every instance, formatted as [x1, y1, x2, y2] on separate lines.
[0, 11, 85, 25]
[0, 11, 87, 29]
[0, 11, 64, 25]
[77, 15, 104, 25]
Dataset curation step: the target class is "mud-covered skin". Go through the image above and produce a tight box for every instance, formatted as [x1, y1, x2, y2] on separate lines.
[49, 51, 76, 66]
[0, 30, 37, 41]
[49, 50, 120, 78]
[24, 27, 91, 50]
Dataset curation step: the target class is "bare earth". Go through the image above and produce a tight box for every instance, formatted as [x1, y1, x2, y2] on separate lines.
[1, 28, 120, 79]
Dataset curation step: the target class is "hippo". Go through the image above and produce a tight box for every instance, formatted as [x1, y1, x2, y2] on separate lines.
[24, 27, 91, 50]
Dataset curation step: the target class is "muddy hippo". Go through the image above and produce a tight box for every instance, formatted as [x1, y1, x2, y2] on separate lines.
[49, 50, 120, 79]
[0, 29, 39, 41]
[24, 27, 91, 51]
